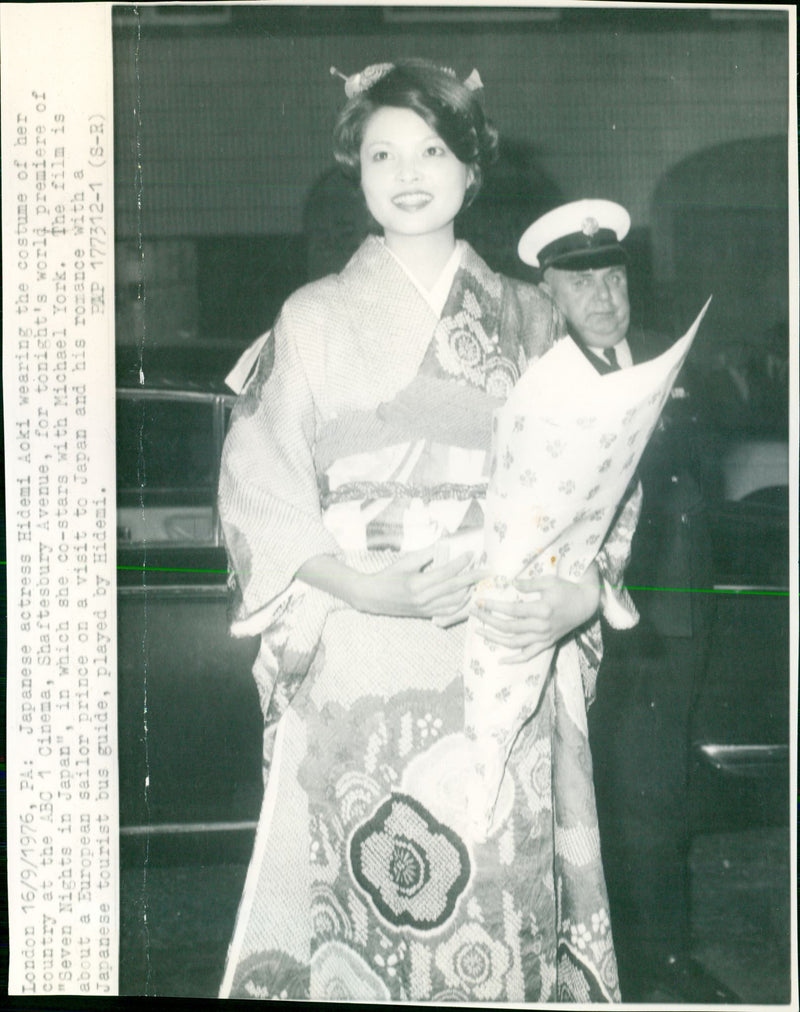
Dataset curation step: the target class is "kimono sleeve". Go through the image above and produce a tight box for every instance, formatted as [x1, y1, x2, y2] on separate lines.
[501, 275, 566, 362]
[574, 477, 641, 704]
[595, 476, 642, 630]
[217, 302, 342, 622]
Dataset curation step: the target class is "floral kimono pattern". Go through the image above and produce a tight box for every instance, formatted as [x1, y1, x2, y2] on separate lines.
[217, 237, 638, 1002]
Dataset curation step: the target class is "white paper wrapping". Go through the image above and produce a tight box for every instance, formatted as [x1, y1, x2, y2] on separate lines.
[463, 298, 711, 840]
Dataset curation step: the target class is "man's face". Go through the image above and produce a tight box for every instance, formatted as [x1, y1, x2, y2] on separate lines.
[541, 263, 630, 349]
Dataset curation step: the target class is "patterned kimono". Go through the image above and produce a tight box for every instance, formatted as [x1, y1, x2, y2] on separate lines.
[217, 237, 639, 1003]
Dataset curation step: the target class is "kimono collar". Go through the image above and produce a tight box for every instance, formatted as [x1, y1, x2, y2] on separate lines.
[334, 237, 445, 398]
[379, 238, 466, 317]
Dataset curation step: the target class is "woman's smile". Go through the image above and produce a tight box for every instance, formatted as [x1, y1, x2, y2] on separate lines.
[391, 190, 434, 211]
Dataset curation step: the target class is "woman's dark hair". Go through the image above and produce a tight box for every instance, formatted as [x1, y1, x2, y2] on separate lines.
[332, 59, 499, 208]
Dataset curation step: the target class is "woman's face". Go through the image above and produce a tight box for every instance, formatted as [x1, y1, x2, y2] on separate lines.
[359, 105, 472, 245]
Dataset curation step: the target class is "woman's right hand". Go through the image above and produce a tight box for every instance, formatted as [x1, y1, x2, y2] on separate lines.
[351, 547, 485, 621]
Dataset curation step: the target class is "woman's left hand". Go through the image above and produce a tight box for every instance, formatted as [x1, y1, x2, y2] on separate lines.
[474, 563, 601, 664]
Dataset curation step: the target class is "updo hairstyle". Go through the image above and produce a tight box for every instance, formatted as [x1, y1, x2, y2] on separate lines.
[332, 59, 499, 208]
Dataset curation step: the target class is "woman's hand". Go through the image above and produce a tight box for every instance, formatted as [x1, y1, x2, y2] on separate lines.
[297, 547, 486, 622]
[474, 563, 601, 664]
[353, 547, 486, 620]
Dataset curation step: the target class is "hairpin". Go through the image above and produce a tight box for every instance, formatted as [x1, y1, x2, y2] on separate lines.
[330, 63, 484, 98]
[330, 63, 394, 98]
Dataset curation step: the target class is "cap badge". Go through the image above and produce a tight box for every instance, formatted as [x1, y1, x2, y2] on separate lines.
[581, 216, 600, 238]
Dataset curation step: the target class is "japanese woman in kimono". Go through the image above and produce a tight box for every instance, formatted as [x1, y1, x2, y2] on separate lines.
[218, 59, 638, 1003]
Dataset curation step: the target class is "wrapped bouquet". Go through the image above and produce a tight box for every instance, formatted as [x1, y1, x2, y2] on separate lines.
[463, 299, 711, 839]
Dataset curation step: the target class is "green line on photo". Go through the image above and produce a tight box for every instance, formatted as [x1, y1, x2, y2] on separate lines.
[0, 560, 792, 595]
[626, 584, 790, 596]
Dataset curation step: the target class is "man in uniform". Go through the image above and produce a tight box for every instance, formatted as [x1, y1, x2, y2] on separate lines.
[518, 200, 738, 1004]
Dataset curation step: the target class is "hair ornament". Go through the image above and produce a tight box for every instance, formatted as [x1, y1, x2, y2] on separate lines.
[330, 63, 395, 98]
[330, 62, 485, 98]
[463, 68, 483, 92]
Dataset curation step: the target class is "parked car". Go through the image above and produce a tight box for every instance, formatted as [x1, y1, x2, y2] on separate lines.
[116, 380, 791, 863]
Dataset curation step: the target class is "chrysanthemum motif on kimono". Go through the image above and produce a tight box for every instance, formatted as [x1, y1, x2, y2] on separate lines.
[434, 314, 520, 397]
[430, 250, 520, 397]
[435, 311, 490, 375]
[349, 793, 471, 931]
[434, 921, 513, 1000]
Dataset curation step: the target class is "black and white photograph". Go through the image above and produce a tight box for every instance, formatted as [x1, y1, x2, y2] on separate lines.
[2, 2, 796, 1005]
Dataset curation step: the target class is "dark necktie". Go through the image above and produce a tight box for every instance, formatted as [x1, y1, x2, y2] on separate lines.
[604, 345, 621, 371]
